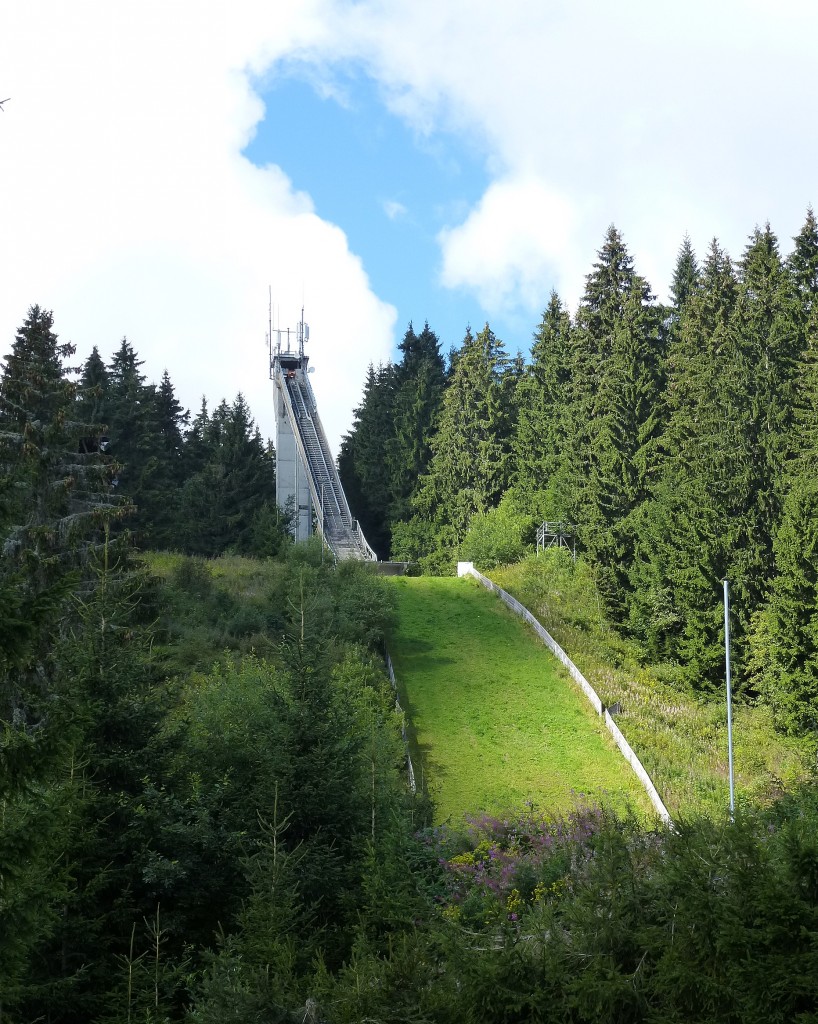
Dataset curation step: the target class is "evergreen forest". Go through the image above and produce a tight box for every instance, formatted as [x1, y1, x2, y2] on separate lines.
[4, 207, 818, 1022]
[341, 213, 818, 734]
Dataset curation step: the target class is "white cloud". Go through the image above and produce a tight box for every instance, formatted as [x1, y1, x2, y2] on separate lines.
[438, 176, 579, 313]
[0, 0, 395, 455]
[307, 0, 818, 308]
[382, 198, 408, 221]
[3, 0, 818, 471]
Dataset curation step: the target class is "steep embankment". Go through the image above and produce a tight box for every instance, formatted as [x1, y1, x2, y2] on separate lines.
[388, 576, 653, 823]
[491, 557, 818, 818]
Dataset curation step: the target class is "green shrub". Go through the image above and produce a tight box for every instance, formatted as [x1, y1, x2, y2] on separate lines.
[226, 602, 268, 638]
[460, 508, 526, 570]
[170, 555, 213, 597]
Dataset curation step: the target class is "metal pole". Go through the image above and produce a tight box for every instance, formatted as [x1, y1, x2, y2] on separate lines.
[723, 579, 735, 819]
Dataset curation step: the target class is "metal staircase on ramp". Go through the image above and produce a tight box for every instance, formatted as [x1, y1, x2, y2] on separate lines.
[271, 325, 376, 562]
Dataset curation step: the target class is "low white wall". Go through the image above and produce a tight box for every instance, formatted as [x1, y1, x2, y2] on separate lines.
[385, 650, 417, 793]
[457, 562, 672, 826]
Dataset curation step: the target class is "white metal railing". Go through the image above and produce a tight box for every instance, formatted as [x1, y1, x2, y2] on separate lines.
[385, 649, 416, 792]
[285, 376, 342, 520]
[276, 366, 323, 515]
[305, 380, 354, 528]
[354, 519, 378, 562]
[288, 372, 352, 527]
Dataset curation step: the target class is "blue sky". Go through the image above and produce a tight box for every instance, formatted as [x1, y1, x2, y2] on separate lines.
[3, 1, 817, 452]
[244, 71, 510, 359]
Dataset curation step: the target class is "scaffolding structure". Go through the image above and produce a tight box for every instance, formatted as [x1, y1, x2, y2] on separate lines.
[536, 521, 577, 560]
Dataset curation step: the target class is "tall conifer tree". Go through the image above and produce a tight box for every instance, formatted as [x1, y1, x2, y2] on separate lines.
[751, 210, 818, 728]
[178, 393, 276, 556]
[751, 478, 818, 732]
[786, 209, 818, 472]
[512, 293, 574, 518]
[566, 227, 664, 614]
[0, 309, 124, 1013]
[411, 324, 513, 549]
[629, 238, 773, 682]
[0, 308, 119, 682]
[75, 346, 109, 429]
[337, 363, 395, 558]
[669, 234, 700, 314]
[105, 339, 165, 544]
[386, 322, 446, 526]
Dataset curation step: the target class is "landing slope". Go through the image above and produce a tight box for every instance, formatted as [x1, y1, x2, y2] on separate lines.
[389, 576, 653, 823]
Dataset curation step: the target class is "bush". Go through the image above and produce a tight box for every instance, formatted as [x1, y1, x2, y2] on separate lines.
[390, 518, 437, 563]
[459, 495, 536, 570]
[171, 555, 213, 597]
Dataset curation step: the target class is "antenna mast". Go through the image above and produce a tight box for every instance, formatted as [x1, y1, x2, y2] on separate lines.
[267, 285, 272, 373]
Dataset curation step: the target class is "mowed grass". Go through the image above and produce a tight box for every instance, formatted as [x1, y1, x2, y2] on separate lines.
[388, 576, 654, 824]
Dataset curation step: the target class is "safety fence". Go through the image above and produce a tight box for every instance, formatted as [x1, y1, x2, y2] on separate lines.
[457, 562, 672, 826]
[385, 649, 417, 793]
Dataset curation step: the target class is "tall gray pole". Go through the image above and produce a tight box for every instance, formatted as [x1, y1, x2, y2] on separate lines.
[723, 578, 736, 819]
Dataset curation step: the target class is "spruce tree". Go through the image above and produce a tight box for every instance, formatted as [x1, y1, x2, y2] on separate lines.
[585, 286, 666, 614]
[786, 210, 818, 473]
[386, 322, 446, 528]
[752, 478, 818, 732]
[410, 324, 513, 555]
[18, 548, 165, 1023]
[75, 346, 109, 429]
[147, 369, 189, 548]
[512, 292, 573, 518]
[337, 363, 395, 558]
[178, 394, 276, 556]
[0, 309, 125, 1019]
[788, 206, 818, 307]
[565, 227, 664, 615]
[105, 338, 165, 544]
[0, 308, 120, 705]
[669, 233, 700, 314]
[734, 225, 796, 541]
[183, 397, 212, 477]
[628, 244, 734, 670]
[567, 227, 653, 522]
[629, 239, 771, 682]
[751, 210, 818, 729]
[156, 369, 188, 456]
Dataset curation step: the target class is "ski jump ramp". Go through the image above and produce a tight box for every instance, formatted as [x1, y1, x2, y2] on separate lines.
[270, 314, 376, 562]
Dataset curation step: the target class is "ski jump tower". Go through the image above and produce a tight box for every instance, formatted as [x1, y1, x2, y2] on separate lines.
[269, 307, 377, 562]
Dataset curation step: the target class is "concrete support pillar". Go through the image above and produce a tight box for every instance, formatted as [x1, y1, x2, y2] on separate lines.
[275, 379, 312, 541]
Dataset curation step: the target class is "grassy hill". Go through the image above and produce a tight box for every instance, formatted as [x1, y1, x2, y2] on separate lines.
[491, 553, 818, 818]
[388, 575, 655, 823]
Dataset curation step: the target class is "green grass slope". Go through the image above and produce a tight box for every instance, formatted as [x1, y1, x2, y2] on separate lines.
[492, 554, 818, 819]
[389, 576, 654, 824]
